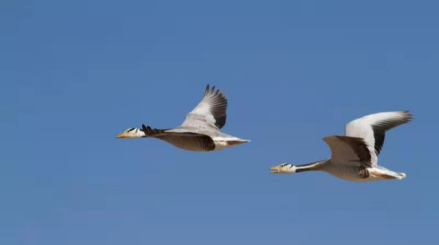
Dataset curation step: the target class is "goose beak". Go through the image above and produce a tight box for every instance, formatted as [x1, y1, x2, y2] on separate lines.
[270, 166, 280, 174]
[116, 133, 126, 138]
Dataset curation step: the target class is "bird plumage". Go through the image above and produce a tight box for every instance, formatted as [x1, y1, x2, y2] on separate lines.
[117, 85, 249, 152]
[271, 111, 413, 182]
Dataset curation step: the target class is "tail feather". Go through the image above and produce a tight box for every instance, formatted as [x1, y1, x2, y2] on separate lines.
[226, 139, 250, 146]
[396, 172, 406, 180]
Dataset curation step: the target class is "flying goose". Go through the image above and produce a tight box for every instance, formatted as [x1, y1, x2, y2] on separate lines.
[270, 111, 413, 182]
[117, 85, 249, 151]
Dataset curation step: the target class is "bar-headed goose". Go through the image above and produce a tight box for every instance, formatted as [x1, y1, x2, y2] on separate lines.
[270, 111, 413, 182]
[117, 85, 249, 151]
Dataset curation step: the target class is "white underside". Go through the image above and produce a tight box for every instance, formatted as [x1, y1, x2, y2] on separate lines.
[328, 167, 406, 182]
[212, 138, 250, 151]
[368, 167, 406, 181]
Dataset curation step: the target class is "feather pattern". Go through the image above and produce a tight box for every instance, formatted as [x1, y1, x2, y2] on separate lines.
[129, 85, 248, 152]
[181, 84, 228, 130]
[345, 111, 413, 166]
[323, 135, 372, 168]
[142, 124, 216, 151]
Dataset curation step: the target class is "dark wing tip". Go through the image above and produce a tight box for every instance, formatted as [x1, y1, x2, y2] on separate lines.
[372, 111, 414, 155]
[204, 84, 223, 97]
[196, 84, 228, 129]
[141, 124, 149, 134]
[402, 111, 414, 122]
[389, 111, 414, 127]
[202, 84, 227, 99]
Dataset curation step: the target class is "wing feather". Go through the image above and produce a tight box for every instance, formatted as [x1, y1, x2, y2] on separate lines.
[142, 124, 215, 151]
[345, 111, 413, 155]
[323, 136, 372, 168]
[181, 85, 228, 130]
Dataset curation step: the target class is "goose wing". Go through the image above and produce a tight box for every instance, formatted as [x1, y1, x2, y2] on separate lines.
[142, 125, 215, 151]
[181, 85, 228, 131]
[323, 136, 372, 167]
[345, 111, 413, 155]
[345, 111, 413, 166]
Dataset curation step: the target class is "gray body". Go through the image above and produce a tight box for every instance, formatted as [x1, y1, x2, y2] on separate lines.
[273, 111, 412, 182]
[141, 85, 249, 152]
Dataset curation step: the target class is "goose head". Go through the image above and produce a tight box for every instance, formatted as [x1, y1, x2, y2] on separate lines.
[116, 128, 145, 139]
[270, 163, 297, 174]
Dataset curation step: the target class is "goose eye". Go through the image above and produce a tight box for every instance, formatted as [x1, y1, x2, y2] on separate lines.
[127, 128, 134, 132]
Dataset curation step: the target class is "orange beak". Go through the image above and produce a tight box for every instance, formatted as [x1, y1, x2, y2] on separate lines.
[116, 133, 126, 138]
[270, 166, 280, 174]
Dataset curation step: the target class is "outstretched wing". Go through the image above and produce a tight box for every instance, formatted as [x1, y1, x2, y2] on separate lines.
[345, 111, 413, 155]
[181, 85, 228, 130]
[323, 135, 372, 168]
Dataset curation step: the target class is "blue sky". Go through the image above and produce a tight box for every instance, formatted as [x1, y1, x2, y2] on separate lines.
[2, 0, 439, 244]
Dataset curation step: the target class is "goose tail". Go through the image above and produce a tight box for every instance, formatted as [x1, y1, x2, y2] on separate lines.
[395, 172, 406, 180]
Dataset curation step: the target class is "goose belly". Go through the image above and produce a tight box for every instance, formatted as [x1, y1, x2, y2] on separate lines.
[325, 166, 395, 182]
[159, 135, 213, 152]
[327, 172, 377, 182]
[323, 165, 376, 182]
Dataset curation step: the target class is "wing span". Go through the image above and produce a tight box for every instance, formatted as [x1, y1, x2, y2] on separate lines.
[181, 85, 228, 130]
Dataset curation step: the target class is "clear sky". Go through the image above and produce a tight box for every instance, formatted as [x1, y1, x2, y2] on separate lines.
[2, 0, 439, 244]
